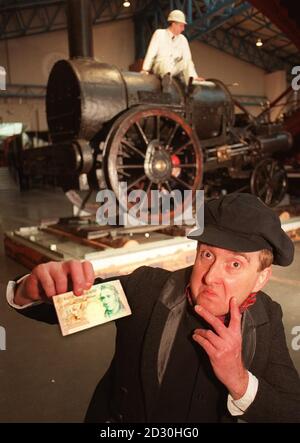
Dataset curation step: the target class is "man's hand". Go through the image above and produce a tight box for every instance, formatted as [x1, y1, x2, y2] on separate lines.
[14, 260, 95, 306]
[140, 70, 149, 75]
[193, 297, 248, 400]
[195, 76, 205, 82]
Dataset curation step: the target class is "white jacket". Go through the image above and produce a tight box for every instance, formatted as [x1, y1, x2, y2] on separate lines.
[142, 28, 198, 80]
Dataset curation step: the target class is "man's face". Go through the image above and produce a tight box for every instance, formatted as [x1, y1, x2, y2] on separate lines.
[100, 290, 118, 312]
[190, 243, 272, 316]
[170, 22, 185, 35]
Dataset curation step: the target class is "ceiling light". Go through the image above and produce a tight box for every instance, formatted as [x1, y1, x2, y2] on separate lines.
[256, 38, 263, 47]
[123, 1, 131, 7]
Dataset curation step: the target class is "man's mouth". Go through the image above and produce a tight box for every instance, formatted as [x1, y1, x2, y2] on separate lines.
[201, 288, 218, 298]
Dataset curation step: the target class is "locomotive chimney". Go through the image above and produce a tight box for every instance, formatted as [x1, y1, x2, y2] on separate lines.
[66, 0, 93, 59]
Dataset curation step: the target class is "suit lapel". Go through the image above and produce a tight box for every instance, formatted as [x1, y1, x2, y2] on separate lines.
[242, 292, 270, 368]
[140, 267, 192, 420]
[241, 309, 256, 369]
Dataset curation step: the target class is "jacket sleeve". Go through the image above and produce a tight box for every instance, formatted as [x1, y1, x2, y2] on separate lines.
[243, 302, 300, 422]
[142, 30, 160, 72]
[7, 273, 131, 325]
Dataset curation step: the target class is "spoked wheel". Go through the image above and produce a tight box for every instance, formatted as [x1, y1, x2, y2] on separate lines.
[102, 106, 203, 224]
[250, 158, 287, 207]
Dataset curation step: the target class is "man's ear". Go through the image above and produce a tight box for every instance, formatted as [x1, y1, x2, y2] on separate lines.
[253, 266, 272, 293]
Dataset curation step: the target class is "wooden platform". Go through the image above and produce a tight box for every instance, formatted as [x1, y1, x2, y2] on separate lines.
[4, 209, 300, 278]
[4, 218, 198, 277]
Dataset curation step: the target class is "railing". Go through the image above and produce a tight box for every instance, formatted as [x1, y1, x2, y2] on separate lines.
[0, 84, 46, 99]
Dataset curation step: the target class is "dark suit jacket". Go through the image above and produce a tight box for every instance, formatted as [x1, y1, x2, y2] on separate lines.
[85, 265, 300, 423]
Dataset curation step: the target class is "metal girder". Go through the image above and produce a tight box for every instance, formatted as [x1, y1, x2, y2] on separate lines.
[185, 2, 252, 41]
[248, 0, 300, 51]
[0, 0, 153, 40]
[0, 1, 65, 39]
[134, 0, 298, 75]
[229, 8, 298, 62]
[200, 26, 292, 73]
[133, 0, 166, 59]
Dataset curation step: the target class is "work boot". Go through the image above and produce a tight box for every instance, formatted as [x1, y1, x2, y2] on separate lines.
[161, 73, 172, 93]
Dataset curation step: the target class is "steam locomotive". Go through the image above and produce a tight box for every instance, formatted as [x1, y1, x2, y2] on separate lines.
[21, 1, 292, 220]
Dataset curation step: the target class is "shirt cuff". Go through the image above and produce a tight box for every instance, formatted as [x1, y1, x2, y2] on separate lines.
[227, 371, 259, 416]
[6, 276, 41, 310]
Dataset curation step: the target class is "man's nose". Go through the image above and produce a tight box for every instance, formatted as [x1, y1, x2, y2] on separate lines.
[203, 261, 223, 285]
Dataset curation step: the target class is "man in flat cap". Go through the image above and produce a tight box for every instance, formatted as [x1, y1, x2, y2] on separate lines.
[7, 193, 300, 422]
[140, 9, 204, 90]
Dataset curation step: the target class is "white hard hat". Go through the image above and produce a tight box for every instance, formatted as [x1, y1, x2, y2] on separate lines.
[167, 9, 187, 24]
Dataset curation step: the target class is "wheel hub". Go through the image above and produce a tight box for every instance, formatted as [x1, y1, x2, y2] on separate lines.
[144, 140, 172, 184]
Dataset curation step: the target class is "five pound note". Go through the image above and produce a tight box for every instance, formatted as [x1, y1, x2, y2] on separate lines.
[53, 280, 132, 336]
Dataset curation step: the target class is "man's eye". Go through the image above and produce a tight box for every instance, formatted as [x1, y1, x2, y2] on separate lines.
[201, 251, 212, 259]
[232, 261, 241, 269]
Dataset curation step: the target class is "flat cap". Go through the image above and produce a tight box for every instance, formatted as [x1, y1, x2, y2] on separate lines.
[188, 193, 294, 266]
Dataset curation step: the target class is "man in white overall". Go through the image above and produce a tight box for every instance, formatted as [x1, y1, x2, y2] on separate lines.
[141, 9, 204, 89]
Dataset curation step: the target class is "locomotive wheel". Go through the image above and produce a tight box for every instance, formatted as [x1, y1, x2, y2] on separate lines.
[102, 106, 203, 223]
[250, 158, 287, 207]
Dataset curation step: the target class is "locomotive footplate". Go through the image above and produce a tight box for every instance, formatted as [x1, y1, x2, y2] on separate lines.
[4, 217, 199, 278]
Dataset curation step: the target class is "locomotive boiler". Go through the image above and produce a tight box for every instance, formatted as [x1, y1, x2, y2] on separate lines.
[21, 0, 292, 219]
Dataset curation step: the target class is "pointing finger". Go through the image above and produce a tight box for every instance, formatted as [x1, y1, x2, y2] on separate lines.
[194, 305, 227, 338]
[229, 297, 242, 331]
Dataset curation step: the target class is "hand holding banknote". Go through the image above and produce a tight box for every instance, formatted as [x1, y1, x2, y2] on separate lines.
[14, 260, 95, 306]
[53, 280, 132, 336]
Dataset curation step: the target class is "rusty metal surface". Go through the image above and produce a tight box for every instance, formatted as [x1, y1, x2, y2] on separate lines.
[22, 142, 82, 175]
[46, 60, 188, 143]
[46, 59, 127, 142]
[191, 79, 234, 142]
[46, 59, 233, 146]
[123, 71, 185, 108]
[257, 132, 292, 154]
[21, 140, 94, 194]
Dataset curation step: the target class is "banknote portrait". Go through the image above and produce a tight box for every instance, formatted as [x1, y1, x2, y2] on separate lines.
[53, 280, 131, 336]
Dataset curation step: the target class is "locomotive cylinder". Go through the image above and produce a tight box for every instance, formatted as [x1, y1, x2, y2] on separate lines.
[257, 132, 292, 154]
